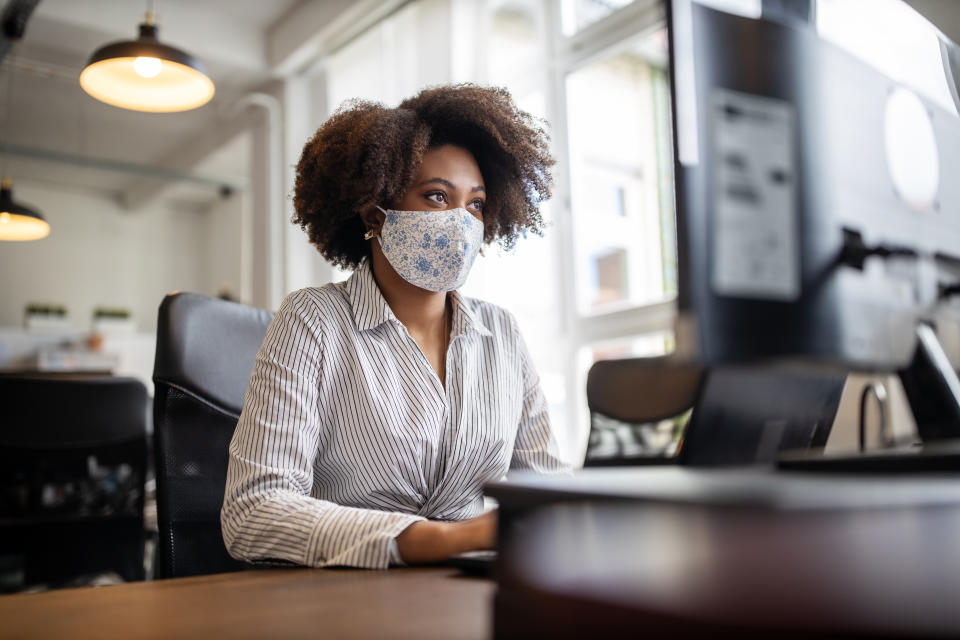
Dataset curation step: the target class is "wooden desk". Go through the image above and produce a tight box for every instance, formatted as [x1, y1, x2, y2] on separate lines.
[0, 567, 493, 639]
[489, 468, 960, 638]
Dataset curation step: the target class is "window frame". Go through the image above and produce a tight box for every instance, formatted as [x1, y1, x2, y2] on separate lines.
[544, 0, 678, 459]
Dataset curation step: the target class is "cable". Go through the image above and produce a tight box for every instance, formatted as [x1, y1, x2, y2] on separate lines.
[940, 282, 960, 300]
[839, 228, 918, 271]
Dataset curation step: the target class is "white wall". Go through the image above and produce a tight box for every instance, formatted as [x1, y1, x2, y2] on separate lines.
[0, 179, 209, 332]
[283, 73, 337, 294]
[201, 190, 250, 304]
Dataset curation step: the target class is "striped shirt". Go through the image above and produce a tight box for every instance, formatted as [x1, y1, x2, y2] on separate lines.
[221, 259, 569, 569]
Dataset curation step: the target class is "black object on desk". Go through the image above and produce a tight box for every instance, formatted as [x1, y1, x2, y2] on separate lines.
[446, 550, 498, 577]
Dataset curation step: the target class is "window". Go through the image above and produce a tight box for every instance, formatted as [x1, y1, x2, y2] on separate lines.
[551, 1, 678, 462]
[468, 0, 679, 463]
[486, 0, 547, 82]
[585, 331, 676, 362]
[591, 248, 629, 309]
[321, 2, 451, 283]
[561, 0, 638, 36]
[461, 0, 568, 438]
[565, 29, 674, 314]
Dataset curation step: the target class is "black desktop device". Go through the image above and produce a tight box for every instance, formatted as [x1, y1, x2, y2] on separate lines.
[669, 0, 960, 451]
[490, 1, 960, 636]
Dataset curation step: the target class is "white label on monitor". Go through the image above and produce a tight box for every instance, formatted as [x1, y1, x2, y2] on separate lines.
[711, 89, 800, 301]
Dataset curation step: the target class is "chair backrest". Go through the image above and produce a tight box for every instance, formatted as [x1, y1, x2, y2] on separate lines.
[584, 356, 703, 466]
[0, 375, 148, 587]
[152, 292, 273, 578]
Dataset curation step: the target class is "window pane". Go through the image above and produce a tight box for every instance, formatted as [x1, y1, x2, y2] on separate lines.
[488, 0, 545, 82]
[561, 0, 636, 37]
[586, 331, 676, 362]
[565, 27, 676, 315]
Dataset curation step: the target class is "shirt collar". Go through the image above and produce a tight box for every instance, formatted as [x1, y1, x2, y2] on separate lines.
[346, 260, 492, 338]
[346, 260, 398, 332]
[449, 289, 493, 338]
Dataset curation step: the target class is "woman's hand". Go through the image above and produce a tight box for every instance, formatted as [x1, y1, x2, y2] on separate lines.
[396, 510, 497, 564]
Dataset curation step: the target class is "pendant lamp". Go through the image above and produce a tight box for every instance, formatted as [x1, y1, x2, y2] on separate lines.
[0, 178, 49, 241]
[79, 10, 214, 113]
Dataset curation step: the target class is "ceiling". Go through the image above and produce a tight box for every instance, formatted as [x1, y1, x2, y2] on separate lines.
[2, 0, 958, 211]
[0, 0, 357, 209]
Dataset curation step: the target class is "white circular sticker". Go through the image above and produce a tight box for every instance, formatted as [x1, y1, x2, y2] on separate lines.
[884, 87, 940, 212]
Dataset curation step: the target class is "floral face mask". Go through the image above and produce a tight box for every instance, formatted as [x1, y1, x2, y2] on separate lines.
[375, 206, 484, 292]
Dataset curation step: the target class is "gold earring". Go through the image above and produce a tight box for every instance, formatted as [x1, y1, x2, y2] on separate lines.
[364, 229, 378, 240]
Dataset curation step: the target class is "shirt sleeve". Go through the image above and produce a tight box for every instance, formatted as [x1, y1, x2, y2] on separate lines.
[508, 315, 573, 474]
[220, 290, 424, 569]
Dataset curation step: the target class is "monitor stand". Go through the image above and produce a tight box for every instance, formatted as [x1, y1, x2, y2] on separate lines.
[778, 324, 960, 472]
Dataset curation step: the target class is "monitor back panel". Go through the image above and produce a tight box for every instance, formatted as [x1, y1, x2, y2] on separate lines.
[668, 2, 960, 371]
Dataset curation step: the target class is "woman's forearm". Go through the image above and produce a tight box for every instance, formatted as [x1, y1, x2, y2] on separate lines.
[396, 511, 497, 564]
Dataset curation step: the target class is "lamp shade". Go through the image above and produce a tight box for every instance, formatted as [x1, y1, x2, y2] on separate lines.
[79, 22, 214, 113]
[0, 179, 49, 241]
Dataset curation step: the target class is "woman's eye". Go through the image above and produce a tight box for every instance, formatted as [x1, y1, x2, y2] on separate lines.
[471, 199, 486, 211]
[426, 192, 447, 204]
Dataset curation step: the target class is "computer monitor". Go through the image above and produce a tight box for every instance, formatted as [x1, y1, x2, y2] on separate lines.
[666, 0, 960, 445]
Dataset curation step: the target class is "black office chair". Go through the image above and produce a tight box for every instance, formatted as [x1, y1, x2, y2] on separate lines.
[584, 356, 702, 466]
[0, 375, 148, 590]
[152, 292, 273, 578]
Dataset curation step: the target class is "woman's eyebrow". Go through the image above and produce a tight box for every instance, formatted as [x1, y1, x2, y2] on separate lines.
[415, 177, 455, 189]
[415, 177, 486, 193]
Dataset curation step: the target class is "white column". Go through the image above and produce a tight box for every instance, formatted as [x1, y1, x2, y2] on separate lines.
[249, 111, 283, 310]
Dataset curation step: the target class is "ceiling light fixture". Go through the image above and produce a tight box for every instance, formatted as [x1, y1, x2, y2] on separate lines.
[0, 41, 49, 242]
[0, 177, 49, 241]
[79, 2, 214, 113]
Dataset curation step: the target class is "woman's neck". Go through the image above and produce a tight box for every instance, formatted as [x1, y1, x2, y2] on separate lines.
[369, 247, 449, 338]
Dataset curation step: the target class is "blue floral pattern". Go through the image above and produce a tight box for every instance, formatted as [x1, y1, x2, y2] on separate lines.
[377, 207, 484, 292]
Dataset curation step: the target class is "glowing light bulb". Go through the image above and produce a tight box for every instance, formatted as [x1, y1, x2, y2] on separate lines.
[0, 212, 10, 224]
[134, 56, 162, 78]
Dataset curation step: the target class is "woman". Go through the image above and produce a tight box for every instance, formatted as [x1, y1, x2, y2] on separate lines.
[221, 84, 569, 569]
